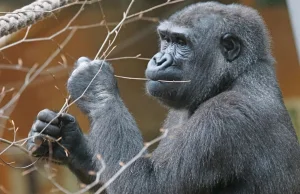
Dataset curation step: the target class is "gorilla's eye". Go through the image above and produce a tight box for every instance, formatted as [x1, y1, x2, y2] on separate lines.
[175, 37, 187, 46]
[161, 34, 171, 42]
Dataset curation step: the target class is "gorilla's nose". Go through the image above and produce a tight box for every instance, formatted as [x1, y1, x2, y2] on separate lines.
[153, 52, 173, 67]
[146, 53, 174, 79]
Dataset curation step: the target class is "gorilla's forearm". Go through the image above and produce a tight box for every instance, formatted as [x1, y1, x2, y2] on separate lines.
[67, 136, 97, 185]
[89, 96, 145, 163]
[75, 96, 146, 188]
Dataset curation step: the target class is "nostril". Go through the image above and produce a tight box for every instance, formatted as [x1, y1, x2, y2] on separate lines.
[152, 52, 164, 65]
[157, 53, 173, 67]
[153, 57, 157, 63]
[157, 57, 167, 66]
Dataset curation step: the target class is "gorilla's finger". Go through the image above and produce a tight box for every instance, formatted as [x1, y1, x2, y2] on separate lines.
[33, 120, 61, 136]
[76, 57, 91, 65]
[27, 141, 35, 152]
[92, 60, 114, 73]
[27, 137, 37, 151]
[31, 145, 49, 157]
[59, 113, 75, 124]
[28, 132, 46, 146]
[53, 147, 69, 160]
[37, 109, 59, 125]
[27, 134, 49, 156]
[28, 132, 42, 144]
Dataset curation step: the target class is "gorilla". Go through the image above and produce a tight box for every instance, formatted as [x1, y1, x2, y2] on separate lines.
[28, 2, 300, 194]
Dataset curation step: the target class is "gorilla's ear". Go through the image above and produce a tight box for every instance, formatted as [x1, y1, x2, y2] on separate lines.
[220, 33, 241, 62]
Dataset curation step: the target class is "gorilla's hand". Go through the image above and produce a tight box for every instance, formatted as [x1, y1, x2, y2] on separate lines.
[67, 57, 117, 114]
[27, 109, 86, 164]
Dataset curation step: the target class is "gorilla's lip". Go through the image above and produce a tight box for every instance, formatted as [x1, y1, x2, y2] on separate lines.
[146, 80, 179, 100]
[145, 66, 183, 82]
[146, 72, 182, 82]
[148, 78, 181, 82]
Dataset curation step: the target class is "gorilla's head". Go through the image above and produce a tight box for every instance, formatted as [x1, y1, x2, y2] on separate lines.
[145, 2, 272, 110]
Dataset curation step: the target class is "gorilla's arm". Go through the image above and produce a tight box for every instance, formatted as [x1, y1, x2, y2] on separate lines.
[64, 60, 253, 193]
[27, 59, 255, 193]
[70, 92, 254, 194]
[62, 58, 146, 186]
[67, 96, 146, 186]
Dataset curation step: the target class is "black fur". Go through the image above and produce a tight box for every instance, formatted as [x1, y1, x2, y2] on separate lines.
[28, 2, 300, 193]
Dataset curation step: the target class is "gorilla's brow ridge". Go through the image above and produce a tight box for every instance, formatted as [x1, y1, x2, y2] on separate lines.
[157, 24, 190, 37]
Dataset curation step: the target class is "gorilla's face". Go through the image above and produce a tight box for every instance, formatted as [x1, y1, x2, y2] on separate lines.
[145, 7, 242, 109]
[145, 22, 198, 108]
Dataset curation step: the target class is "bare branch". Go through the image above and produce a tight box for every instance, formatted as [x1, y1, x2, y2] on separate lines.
[0, 1, 186, 193]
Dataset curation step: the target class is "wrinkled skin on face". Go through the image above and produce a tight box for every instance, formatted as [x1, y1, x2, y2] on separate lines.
[145, 4, 270, 110]
[145, 24, 194, 108]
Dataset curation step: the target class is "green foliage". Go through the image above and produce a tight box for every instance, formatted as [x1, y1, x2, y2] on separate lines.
[288, 108, 300, 139]
[256, 0, 286, 7]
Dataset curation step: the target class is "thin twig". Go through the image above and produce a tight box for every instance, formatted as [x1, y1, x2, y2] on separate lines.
[0, 138, 29, 154]
[2, 29, 77, 146]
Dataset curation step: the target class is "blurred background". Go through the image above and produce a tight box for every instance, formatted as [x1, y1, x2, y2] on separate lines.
[0, 0, 299, 193]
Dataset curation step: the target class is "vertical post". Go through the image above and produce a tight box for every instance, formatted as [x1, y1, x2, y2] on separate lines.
[286, 0, 300, 63]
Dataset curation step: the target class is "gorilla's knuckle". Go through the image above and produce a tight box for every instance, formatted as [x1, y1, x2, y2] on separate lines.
[77, 57, 90, 64]
[72, 60, 91, 77]
[92, 59, 105, 65]
[104, 62, 114, 72]
[93, 60, 114, 73]
[66, 114, 76, 123]
[34, 120, 45, 130]
[37, 110, 46, 118]
[37, 109, 51, 118]
[60, 113, 76, 123]
[27, 131, 35, 142]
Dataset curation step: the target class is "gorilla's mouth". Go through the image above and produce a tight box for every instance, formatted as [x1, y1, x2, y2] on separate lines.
[145, 63, 183, 81]
[146, 70, 183, 82]
[145, 67, 184, 99]
[148, 77, 181, 82]
[146, 79, 180, 98]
